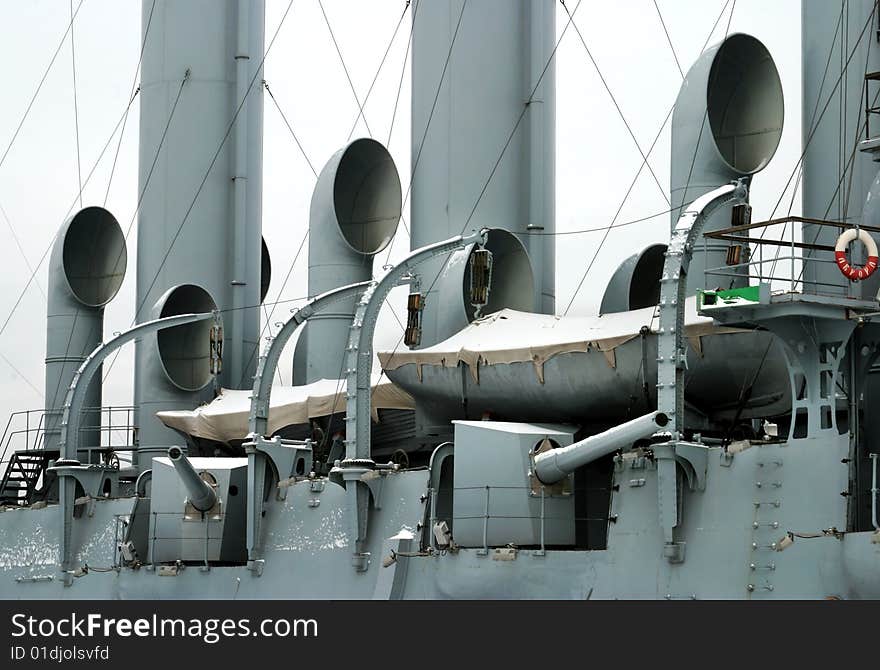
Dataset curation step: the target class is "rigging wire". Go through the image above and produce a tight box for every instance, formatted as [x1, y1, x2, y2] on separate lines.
[766, 1, 878, 287]
[760, 5, 864, 277]
[318, 0, 373, 137]
[561, 0, 736, 317]
[762, 3, 876, 232]
[105, 0, 157, 206]
[0, 0, 88, 384]
[564, 2, 671, 207]
[653, 0, 684, 79]
[0, 88, 142, 347]
[264, 81, 319, 177]
[0, 0, 85, 174]
[387, 0, 417, 148]
[0, 1, 154, 389]
[0, 203, 45, 300]
[562, 107, 674, 317]
[345, 1, 411, 142]
[69, 0, 83, 210]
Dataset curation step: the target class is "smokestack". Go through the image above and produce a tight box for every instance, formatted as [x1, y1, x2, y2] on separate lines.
[295, 138, 401, 384]
[802, 1, 880, 297]
[44, 207, 126, 459]
[670, 33, 783, 295]
[134, 0, 266, 460]
[410, 0, 553, 346]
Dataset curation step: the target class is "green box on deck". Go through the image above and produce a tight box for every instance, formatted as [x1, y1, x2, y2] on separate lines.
[698, 285, 766, 310]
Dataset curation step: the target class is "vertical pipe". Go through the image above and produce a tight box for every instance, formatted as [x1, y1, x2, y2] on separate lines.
[229, 0, 250, 386]
[526, 0, 556, 315]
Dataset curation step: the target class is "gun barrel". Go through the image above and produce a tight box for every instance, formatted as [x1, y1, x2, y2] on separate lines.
[533, 411, 668, 485]
[167, 446, 217, 512]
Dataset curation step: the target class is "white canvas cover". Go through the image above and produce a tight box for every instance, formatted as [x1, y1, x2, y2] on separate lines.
[378, 297, 746, 383]
[156, 377, 415, 443]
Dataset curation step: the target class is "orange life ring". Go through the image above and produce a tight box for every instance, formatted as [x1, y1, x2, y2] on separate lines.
[835, 228, 878, 281]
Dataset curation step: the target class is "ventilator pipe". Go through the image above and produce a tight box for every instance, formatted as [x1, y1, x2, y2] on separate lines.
[434, 229, 534, 339]
[671, 33, 783, 294]
[533, 411, 668, 485]
[44, 207, 126, 456]
[296, 138, 401, 384]
[600, 244, 667, 315]
[167, 446, 216, 512]
[134, 283, 218, 468]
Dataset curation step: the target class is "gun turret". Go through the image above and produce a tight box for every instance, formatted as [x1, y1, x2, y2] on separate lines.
[533, 411, 668, 485]
[167, 446, 217, 512]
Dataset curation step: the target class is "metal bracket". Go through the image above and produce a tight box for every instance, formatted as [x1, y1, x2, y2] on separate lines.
[246, 435, 313, 498]
[48, 463, 119, 499]
[330, 458, 378, 572]
[244, 435, 312, 565]
[674, 442, 709, 491]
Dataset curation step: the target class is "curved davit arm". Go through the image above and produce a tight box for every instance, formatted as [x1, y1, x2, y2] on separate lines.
[247, 280, 373, 439]
[658, 182, 749, 436]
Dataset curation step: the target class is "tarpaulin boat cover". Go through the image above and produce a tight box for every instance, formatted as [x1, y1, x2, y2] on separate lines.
[377, 298, 746, 383]
[157, 377, 415, 443]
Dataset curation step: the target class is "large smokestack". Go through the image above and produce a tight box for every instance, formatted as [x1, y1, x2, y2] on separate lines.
[410, 0, 553, 346]
[133, 0, 265, 462]
[802, 0, 880, 297]
[44, 207, 126, 459]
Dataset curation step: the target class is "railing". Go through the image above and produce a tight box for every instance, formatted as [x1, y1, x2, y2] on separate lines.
[701, 216, 880, 301]
[0, 406, 137, 469]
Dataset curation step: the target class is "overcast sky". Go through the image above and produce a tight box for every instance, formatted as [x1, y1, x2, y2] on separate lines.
[0, 0, 800, 422]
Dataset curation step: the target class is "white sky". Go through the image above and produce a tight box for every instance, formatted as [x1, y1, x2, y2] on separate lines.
[0, 0, 800, 421]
